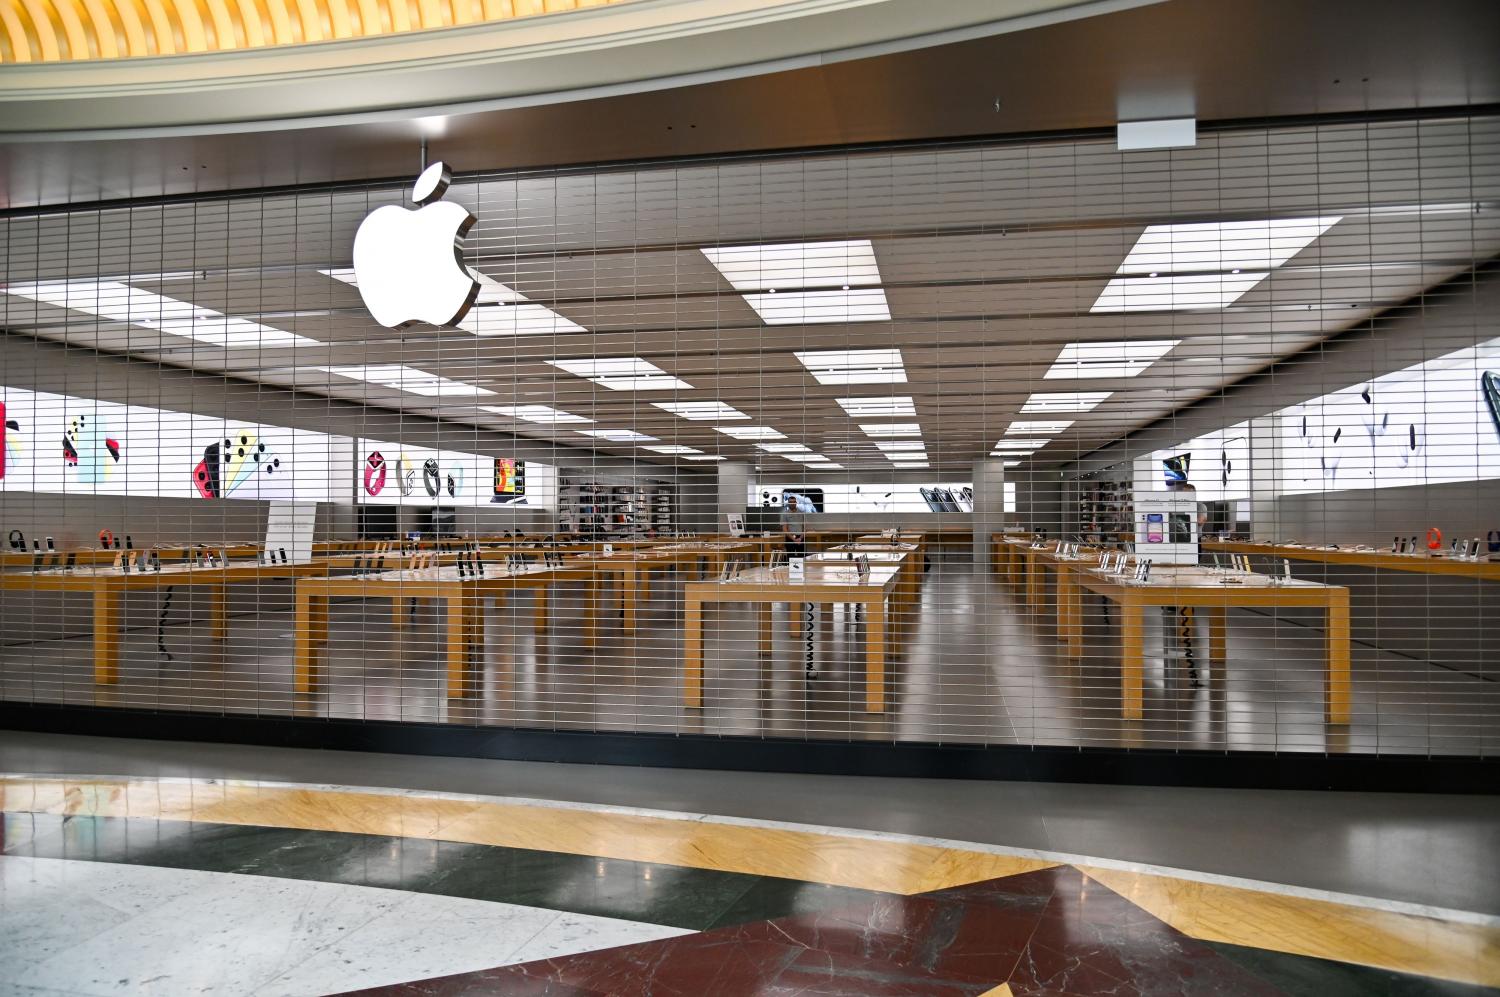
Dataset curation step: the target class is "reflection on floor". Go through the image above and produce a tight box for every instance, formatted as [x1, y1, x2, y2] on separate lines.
[1, 776, 1496, 996]
[1, 556, 1496, 756]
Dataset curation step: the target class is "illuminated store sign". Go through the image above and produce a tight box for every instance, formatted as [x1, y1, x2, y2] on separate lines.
[351, 162, 479, 328]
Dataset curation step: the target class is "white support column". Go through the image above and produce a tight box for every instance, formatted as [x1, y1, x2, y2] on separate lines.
[971, 458, 1007, 565]
[717, 462, 753, 533]
[1248, 416, 1281, 541]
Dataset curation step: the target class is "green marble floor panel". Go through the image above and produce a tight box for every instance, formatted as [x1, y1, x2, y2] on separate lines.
[0, 812, 881, 931]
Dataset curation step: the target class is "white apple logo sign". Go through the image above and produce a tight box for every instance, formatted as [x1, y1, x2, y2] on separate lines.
[352, 162, 479, 328]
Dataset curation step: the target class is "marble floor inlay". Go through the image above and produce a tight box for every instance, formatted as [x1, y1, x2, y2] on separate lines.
[1, 775, 1496, 996]
[0, 855, 690, 996]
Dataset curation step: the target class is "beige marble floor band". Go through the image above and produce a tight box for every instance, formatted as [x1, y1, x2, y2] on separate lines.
[3, 775, 1496, 988]
[0, 776, 1050, 895]
[1079, 866, 1500, 989]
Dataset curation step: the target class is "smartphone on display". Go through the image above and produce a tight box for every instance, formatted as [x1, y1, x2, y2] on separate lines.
[920, 487, 944, 513]
[1169, 513, 1192, 544]
[1146, 513, 1164, 543]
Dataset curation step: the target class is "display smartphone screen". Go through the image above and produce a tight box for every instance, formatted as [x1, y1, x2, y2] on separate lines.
[1169, 513, 1192, 544]
[1146, 513, 1164, 544]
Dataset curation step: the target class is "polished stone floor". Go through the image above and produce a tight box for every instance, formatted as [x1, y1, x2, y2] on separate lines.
[2, 773, 1497, 996]
[8, 730, 1500, 917]
[2, 556, 1496, 756]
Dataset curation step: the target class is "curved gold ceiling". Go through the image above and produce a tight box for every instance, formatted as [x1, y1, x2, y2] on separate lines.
[0, 0, 629, 61]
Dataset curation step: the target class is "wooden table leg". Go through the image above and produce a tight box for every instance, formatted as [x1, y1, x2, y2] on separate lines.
[1326, 590, 1351, 724]
[533, 586, 549, 635]
[622, 566, 639, 633]
[1058, 571, 1082, 657]
[1025, 555, 1042, 606]
[758, 602, 773, 657]
[468, 592, 485, 650]
[446, 593, 472, 699]
[866, 597, 887, 714]
[1206, 606, 1228, 663]
[1120, 601, 1145, 720]
[294, 587, 326, 694]
[683, 597, 704, 708]
[1053, 569, 1069, 642]
[209, 584, 228, 641]
[391, 598, 407, 631]
[583, 573, 599, 646]
[92, 586, 121, 685]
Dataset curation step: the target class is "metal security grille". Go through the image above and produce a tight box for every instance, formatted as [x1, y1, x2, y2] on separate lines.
[0, 114, 1496, 756]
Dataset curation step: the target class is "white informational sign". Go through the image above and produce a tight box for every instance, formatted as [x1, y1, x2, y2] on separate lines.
[1133, 493, 1199, 565]
[726, 513, 745, 537]
[788, 556, 805, 580]
[603, 543, 614, 556]
[265, 502, 317, 564]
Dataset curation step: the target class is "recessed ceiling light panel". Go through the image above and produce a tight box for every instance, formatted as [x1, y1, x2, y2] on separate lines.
[1092, 216, 1341, 313]
[837, 396, 916, 418]
[1091, 273, 1269, 313]
[1021, 392, 1111, 413]
[652, 401, 748, 420]
[1117, 218, 1342, 274]
[315, 364, 494, 397]
[716, 426, 785, 440]
[860, 423, 922, 437]
[1006, 421, 1073, 434]
[796, 348, 906, 384]
[578, 429, 658, 442]
[482, 404, 592, 424]
[1045, 339, 1180, 379]
[740, 288, 891, 325]
[6, 279, 316, 348]
[702, 240, 891, 326]
[547, 357, 692, 391]
[701, 239, 882, 291]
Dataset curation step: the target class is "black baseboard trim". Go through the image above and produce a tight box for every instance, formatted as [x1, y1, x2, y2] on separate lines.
[2, 701, 1494, 794]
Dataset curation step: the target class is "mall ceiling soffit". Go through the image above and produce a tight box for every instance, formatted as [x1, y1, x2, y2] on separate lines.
[0, 0, 1133, 135]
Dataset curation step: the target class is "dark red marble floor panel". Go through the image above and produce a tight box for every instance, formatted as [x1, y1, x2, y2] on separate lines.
[342, 865, 1298, 996]
[996, 869, 1284, 997]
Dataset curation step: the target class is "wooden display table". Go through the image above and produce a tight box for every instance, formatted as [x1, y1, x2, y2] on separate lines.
[0, 544, 261, 570]
[681, 557, 913, 714]
[564, 544, 756, 633]
[293, 562, 594, 698]
[1202, 540, 1500, 581]
[1061, 564, 1351, 723]
[989, 534, 1035, 588]
[0, 558, 329, 684]
[818, 546, 923, 605]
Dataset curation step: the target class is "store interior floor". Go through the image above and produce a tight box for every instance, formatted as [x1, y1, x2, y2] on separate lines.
[2, 554, 1496, 757]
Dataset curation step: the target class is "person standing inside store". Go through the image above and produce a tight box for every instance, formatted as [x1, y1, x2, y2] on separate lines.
[782, 494, 808, 558]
